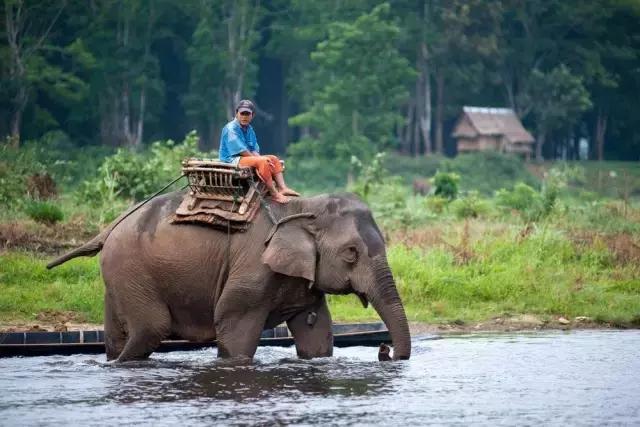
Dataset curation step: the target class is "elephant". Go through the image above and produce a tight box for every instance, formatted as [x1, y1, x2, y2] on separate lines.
[47, 191, 411, 362]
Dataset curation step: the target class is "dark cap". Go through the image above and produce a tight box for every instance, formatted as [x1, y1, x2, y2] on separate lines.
[236, 99, 255, 114]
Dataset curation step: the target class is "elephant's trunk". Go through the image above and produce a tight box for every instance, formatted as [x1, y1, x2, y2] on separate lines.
[367, 258, 411, 360]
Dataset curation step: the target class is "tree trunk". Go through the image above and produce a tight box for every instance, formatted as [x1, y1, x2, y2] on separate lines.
[595, 110, 608, 161]
[503, 73, 517, 115]
[133, 0, 155, 147]
[536, 130, 546, 162]
[403, 100, 415, 156]
[134, 90, 146, 146]
[418, 43, 432, 156]
[224, 1, 258, 119]
[413, 101, 420, 157]
[122, 83, 133, 146]
[352, 110, 359, 137]
[4, 0, 65, 146]
[10, 97, 24, 145]
[434, 70, 444, 154]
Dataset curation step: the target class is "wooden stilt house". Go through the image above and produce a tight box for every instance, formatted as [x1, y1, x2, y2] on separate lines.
[452, 106, 535, 160]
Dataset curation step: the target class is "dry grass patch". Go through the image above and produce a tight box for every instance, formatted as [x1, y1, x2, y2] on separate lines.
[0, 215, 97, 255]
[571, 230, 640, 266]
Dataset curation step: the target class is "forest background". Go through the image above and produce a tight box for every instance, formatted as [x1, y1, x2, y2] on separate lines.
[1, 0, 639, 330]
[2, 0, 640, 161]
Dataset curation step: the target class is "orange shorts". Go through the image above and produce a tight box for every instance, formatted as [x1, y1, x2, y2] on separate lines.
[238, 155, 283, 187]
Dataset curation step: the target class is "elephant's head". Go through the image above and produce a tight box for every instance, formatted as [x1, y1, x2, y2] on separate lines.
[262, 194, 411, 360]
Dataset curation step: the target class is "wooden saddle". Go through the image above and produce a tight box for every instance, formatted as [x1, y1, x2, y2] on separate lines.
[171, 158, 269, 232]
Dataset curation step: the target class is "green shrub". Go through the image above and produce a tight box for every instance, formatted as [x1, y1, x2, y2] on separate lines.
[285, 157, 349, 194]
[0, 143, 46, 207]
[450, 191, 489, 219]
[425, 195, 449, 214]
[384, 152, 444, 183]
[77, 131, 207, 204]
[495, 182, 541, 212]
[22, 131, 114, 190]
[432, 171, 460, 200]
[350, 152, 389, 200]
[24, 200, 64, 224]
[367, 180, 433, 230]
[443, 151, 539, 194]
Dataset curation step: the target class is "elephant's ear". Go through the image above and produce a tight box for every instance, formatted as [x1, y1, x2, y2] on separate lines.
[262, 221, 316, 282]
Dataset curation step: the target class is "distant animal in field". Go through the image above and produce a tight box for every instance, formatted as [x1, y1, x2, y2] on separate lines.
[412, 178, 431, 196]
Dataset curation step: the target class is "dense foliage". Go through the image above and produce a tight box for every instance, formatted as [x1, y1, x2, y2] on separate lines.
[1, 0, 639, 161]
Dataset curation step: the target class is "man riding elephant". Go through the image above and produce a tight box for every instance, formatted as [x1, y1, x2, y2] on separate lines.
[219, 99, 299, 204]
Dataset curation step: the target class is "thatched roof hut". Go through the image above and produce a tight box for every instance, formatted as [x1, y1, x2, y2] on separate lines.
[452, 106, 535, 159]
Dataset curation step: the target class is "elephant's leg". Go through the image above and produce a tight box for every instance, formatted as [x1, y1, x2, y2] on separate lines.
[104, 292, 126, 361]
[215, 314, 268, 359]
[287, 297, 333, 359]
[214, 285, 269, 359]
[116, 300, 171, 362]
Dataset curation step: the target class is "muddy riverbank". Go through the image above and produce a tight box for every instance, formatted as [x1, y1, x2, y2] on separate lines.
[0, 313, 631, 335]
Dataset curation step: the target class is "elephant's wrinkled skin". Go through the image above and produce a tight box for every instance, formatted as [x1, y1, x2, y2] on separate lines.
[48, 192, 411, 362]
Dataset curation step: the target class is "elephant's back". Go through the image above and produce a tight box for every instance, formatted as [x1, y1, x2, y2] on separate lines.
[101, 190, 227, 273]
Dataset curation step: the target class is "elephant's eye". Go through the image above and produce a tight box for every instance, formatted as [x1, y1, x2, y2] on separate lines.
[342, 246, 358, 264]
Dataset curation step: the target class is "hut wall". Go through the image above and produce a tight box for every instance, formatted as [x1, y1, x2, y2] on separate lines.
[457, 137, 481, 152]
[477, 135, 499, 150]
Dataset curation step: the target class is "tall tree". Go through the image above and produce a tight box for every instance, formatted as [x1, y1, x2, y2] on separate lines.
[289, 3, 414, 162]
[527, 65, 592, 161]
[266, 0, 371, 137]
[2, 0, 76, 145]
[83, 0, 165, 147]
[184, 0, 261, 149]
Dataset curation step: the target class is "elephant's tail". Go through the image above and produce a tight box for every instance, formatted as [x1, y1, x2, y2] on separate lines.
[46, 229, 108, 269]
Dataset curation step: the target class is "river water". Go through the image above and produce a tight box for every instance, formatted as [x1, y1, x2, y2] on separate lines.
[1, 330, 639, 426]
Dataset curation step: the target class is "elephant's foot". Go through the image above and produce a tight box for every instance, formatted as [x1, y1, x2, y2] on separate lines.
[116, 332, 164, 362]
[114, 310, 170, 362]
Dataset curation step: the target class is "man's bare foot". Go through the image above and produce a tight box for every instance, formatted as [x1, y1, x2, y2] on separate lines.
[280, 187, 300, 197]
[271, 192, 290, 204]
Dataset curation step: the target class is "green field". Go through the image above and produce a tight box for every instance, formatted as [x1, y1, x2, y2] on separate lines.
[2, 216, 638, 327]
[1, 152, 639, 329]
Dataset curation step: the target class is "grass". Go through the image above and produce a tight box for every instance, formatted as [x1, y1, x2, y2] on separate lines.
[0, 252, 104, 323]
[328, 220, 640, 325]
[2, 218, 638, 326]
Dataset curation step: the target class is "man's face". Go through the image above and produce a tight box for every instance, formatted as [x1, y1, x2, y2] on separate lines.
[236, 110, 253, 126]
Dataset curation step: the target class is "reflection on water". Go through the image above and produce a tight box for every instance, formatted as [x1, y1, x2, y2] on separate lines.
[107, 357, 400, 404]
[1, 331, 639, 426]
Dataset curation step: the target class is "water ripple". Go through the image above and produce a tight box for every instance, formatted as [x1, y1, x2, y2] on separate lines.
[1, 330, 639, 426]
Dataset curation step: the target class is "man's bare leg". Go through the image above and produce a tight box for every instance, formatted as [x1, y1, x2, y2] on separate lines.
[266, 180, 290, 204]
[274, 172, 300, 197]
